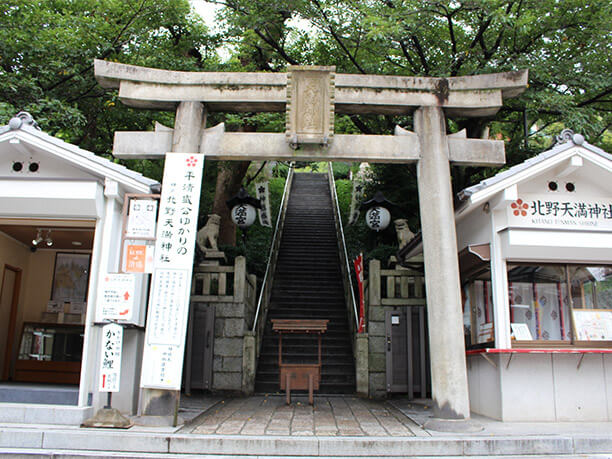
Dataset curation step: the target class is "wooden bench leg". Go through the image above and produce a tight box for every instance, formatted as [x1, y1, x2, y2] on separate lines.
[308, 374, 314, 406]
[286, 373, 291, 405]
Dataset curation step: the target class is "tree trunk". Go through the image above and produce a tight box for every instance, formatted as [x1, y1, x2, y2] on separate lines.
[211, 160, 251, 246]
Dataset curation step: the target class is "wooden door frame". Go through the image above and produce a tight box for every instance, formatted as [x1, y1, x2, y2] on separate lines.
[2, 264, 22, 380]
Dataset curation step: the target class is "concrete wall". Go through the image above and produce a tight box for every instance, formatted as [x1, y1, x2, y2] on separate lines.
[468, 353, 612, 421]
[466, 354, 502, 420]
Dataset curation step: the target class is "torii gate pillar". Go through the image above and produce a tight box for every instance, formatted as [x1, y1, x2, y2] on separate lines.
[415, 106, 469, 419]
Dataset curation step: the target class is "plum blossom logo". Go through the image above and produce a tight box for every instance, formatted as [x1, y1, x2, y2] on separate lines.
[186, 156, 198, 167]
[511, 198, 528, 216]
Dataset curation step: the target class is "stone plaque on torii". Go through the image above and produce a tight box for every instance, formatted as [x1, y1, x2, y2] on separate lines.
[94, 59, 527, 422]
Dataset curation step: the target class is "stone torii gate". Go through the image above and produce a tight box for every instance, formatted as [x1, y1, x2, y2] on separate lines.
[94, 60, 527, 421]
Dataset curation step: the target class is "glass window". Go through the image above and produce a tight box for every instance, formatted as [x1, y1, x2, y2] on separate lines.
[507, 264, 570, 341]
[507, 264, 612, 344]
[463, 267, 494, 346]
[569, 266, 612, 310]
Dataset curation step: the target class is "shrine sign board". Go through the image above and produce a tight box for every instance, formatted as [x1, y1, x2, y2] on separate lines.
[140, 153, 204, 389]
[99, 323, 123, 392]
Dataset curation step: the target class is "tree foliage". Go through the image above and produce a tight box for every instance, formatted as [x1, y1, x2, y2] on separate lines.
[0, 0, 220, 179]
[211, 0, 611, 233]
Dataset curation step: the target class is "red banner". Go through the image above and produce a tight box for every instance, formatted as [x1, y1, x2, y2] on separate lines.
[354, 253, 365, 333]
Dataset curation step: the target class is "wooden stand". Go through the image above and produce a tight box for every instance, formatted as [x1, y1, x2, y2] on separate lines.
[271, 319, 328, 405]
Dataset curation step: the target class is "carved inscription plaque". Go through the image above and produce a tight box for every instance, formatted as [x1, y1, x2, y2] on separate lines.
[286, 66, 335, 147]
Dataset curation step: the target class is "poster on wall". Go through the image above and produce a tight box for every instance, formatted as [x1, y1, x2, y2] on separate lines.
[123, 242, 155, 273]
[95, 273, 136, 322]
[572, 309, 612, 340]
[126, 198, 158, 239]
[51, 253, 91, 302]
[140, 153, 204, 390]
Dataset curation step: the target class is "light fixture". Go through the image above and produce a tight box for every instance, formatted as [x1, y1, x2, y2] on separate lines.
[360, 191, 395, 232]
[32, 229, 43, 246]
[32, 228, 53, 247]
[226, 187, 262, 244]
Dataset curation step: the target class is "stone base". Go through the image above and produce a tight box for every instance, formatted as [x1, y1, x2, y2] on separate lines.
[199, 251, 226, 266]
[423, 417, 483, 433]
[131, 414, 184, 427]
[81, 408, 133, 429]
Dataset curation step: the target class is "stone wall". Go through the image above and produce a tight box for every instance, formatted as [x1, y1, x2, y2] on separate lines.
[212, 301, 248, 392]
[367, 301, 387, 398]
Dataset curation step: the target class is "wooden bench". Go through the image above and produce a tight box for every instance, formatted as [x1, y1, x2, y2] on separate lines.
[271, 319, 328, 405]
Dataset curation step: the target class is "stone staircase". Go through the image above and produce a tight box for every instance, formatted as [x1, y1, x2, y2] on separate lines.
[255, 173, 355, 394]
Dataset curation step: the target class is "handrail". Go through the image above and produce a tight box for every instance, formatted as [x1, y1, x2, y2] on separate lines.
[328, 163, 360, 331]
[251, 164, 294, 333]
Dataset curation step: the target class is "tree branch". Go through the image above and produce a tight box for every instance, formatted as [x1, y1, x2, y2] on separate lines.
[312, 0, 367, 73]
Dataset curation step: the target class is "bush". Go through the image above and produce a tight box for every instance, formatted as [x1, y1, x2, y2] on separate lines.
[332, 162, 351, 180]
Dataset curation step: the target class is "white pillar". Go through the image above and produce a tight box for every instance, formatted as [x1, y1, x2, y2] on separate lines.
[415, 106, 470, 420]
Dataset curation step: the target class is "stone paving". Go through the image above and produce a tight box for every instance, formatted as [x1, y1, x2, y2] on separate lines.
[183, 395, 424, 437]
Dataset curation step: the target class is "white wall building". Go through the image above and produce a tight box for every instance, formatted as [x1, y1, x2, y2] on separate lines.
[0, 113, 159, 424]
[453, 131, 612, 421]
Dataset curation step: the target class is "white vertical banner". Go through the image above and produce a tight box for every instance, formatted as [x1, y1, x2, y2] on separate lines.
[99, 323, 123, 392]
[140, 154, 204, 389]
[348, 180, 364, 225]
[255, 181, 272, 227]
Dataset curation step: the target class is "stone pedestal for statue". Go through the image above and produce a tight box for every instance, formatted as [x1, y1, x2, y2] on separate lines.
[199, 250, 226, 266]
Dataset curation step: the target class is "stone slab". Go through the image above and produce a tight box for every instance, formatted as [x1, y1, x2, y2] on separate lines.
[169, 435, 319, 456]
[463, 437, 574, 456]
[42, 430, 169, 453]
[0, 429, 43, 448]
[319, 437, 463, 456]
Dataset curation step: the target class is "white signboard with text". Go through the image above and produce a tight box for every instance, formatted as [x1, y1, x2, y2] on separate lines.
[507, 194, 612, 231]
[126, 199, 158, 239]
[140, 154, 204, 389]
[95, 273, 136, 322]
[99, 323, 123, 392]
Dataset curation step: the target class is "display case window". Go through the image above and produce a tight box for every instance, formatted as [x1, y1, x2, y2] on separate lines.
[462, 267, 494, 347]
[507, 264, 612, 344]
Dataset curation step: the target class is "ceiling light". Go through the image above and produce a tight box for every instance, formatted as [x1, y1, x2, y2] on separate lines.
[45, 230, 53, 247]
[32, 229, 43, 246]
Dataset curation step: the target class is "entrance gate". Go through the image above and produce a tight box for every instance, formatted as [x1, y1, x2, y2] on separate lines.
[385, 308, 429, 399]
[94, 60, 527, 421]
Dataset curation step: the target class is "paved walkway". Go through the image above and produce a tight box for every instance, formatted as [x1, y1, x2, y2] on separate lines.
[183, 395, 422, 437]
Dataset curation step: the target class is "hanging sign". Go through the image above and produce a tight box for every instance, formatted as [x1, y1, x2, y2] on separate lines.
[255, 181, 272, 228]
[141, 153, 204, 390]
[126, 199, 158, 239]
[95, 273, 136, 322]
[99, 323, 123, 392]
[508, 194, 612, 231]
[353, 253, 365, 333]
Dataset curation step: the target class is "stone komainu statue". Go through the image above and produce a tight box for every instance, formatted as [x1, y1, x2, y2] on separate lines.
[196, 214, 221, 252]
[394, 218, 415, 250]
